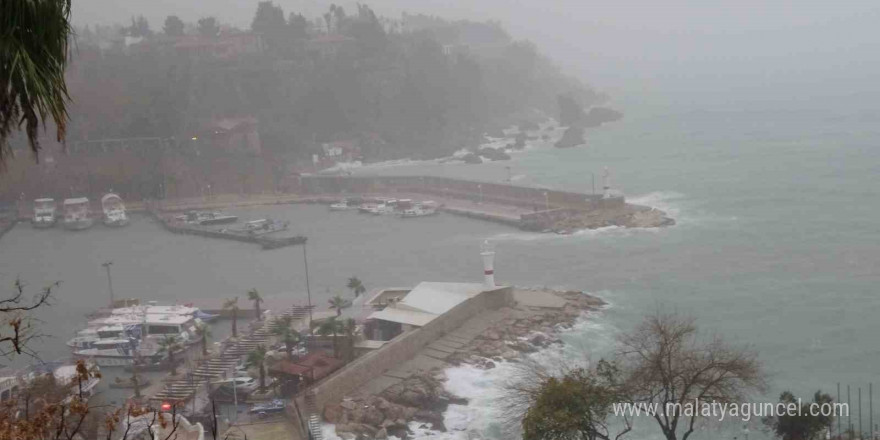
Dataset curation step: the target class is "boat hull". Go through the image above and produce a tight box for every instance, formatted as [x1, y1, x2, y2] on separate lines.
[32, 219, 56, 228]
[103, 217, 129, 227]
[64, 218, 94, 230]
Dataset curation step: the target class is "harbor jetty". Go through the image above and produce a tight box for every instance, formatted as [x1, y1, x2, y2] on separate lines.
[301, 174, 675, 232]
[148, 208, 307, 250]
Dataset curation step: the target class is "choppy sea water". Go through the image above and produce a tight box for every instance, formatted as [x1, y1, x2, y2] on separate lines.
[1, 96, 879, 439]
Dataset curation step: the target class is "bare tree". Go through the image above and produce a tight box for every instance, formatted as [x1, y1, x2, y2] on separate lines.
[617, 310, 766, 440]
[0, 279, 56, 358]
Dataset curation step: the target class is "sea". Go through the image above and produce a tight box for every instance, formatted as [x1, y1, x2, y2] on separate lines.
[1, 87, 879, 439]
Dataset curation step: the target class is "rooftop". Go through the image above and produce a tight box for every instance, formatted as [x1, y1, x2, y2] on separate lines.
[366, 282, 490, 327]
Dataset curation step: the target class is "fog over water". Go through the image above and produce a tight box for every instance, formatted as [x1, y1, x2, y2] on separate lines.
[4, 1, 880, 438]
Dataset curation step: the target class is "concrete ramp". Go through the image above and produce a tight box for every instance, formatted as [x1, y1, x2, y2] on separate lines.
[513, 289, 567, 308]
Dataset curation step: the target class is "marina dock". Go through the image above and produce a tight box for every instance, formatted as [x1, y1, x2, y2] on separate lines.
[149, 210, 307, 250]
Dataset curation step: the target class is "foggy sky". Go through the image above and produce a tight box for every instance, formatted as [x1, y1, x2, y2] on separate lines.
[72, 0, 880, 107]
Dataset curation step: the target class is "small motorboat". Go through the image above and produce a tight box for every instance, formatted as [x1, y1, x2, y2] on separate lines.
[329, 199, 359, 211]
[32, 198, 57, 228]
[101, 193, 129, 227]
[400, 201, 439, 218]
[62, 197, 94, 230]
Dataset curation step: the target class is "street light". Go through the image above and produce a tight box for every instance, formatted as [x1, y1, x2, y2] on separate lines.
[477, 184, 483, 204]
[543, 191, 549, 211]
[102, 261, 115, 307]
[505, 166, 512, 184]
[302, 243, 312, 325]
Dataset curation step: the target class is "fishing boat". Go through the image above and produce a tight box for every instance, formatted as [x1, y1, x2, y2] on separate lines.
[32, 198, 58, 228]
[62, 198, 94, 230]
[101, 193, 129, 227]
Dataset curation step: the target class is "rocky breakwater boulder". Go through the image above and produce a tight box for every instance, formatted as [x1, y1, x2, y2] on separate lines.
[450, 291, 608, 366]
[536, 205, 675, 233]
[325, 372, 467, 439]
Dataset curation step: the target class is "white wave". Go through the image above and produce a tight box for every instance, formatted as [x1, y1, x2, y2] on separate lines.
[410, 310, 617, 440]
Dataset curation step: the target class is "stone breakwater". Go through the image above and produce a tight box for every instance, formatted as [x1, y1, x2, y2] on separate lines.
[324, 289, 606, 439]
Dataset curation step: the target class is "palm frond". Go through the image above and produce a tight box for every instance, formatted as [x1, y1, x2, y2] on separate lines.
[1, 0, 73, 167]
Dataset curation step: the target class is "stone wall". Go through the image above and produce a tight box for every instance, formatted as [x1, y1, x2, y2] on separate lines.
[304, 286, 514, 413]
[300, 175, 611, 211]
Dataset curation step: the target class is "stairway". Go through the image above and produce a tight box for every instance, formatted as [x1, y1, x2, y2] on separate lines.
[303, 391, 323, 440]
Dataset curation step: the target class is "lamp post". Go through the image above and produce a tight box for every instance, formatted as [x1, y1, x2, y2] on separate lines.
[505, 166, 512, 184]
[302, 243, 312, 325]
[543, 191, 549, 211]
[477, 184, 483, 204]
[102, 261, 115, 307]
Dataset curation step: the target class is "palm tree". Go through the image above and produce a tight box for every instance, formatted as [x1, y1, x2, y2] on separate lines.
[246, 345, 269, 392]
[274, 326, 302, 361]
[223, 297, 240, 338]
[157, 335, 183, 376]
[328, 295, 347, 317]
[317, 317, 344, 358]
[343, 318, 357, 362]
[247, 288, 264, 320]
[1, 0, 73, 166]
[347, 277, 366, 298]
[195, 322, 211, 357]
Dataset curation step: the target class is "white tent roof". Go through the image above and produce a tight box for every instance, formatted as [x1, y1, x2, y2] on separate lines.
[368, 307, 437, 327]
[367, 282, 487, 327]
[397, 282, 485, 315]
[63, 197, 89, 205]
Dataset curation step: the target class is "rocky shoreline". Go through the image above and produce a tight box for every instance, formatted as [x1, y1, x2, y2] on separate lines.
[324, 288, 606, 439]
[524, 205, 675, 234]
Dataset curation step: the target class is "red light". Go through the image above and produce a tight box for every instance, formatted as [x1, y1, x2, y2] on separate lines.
[160, 402, 172, 411]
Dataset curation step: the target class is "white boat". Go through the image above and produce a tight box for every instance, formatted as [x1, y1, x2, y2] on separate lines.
[101, 193, 129, 227]
[71, 304, 203, 367]
[32, 198, 58, 228]
[400, 205, 438, 218]
[62, 197, 94, 230]
[329, 199, 358, 211]
[53, 363, 101, 400]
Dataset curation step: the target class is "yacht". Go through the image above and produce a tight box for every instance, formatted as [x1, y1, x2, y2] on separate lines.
[101, 193, 129, 227]
[62, 197, 94, 230]
[32, 198, 58, 228]
[70, 304, 203, 367]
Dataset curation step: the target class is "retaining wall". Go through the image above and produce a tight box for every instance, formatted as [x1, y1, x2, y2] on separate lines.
[305, 286, 514, 412]
[300, 175, 622, 211]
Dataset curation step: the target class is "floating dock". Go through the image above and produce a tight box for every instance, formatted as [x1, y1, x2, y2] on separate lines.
[150, 210, 307, 250]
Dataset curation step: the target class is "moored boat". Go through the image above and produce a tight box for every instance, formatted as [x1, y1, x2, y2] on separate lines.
[32, 198, 58, 228]
[400, 201, 439, 218]
[62, 198, 94, 230]
[101, 193, 129, 227]
[70, 304, 204, 367]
